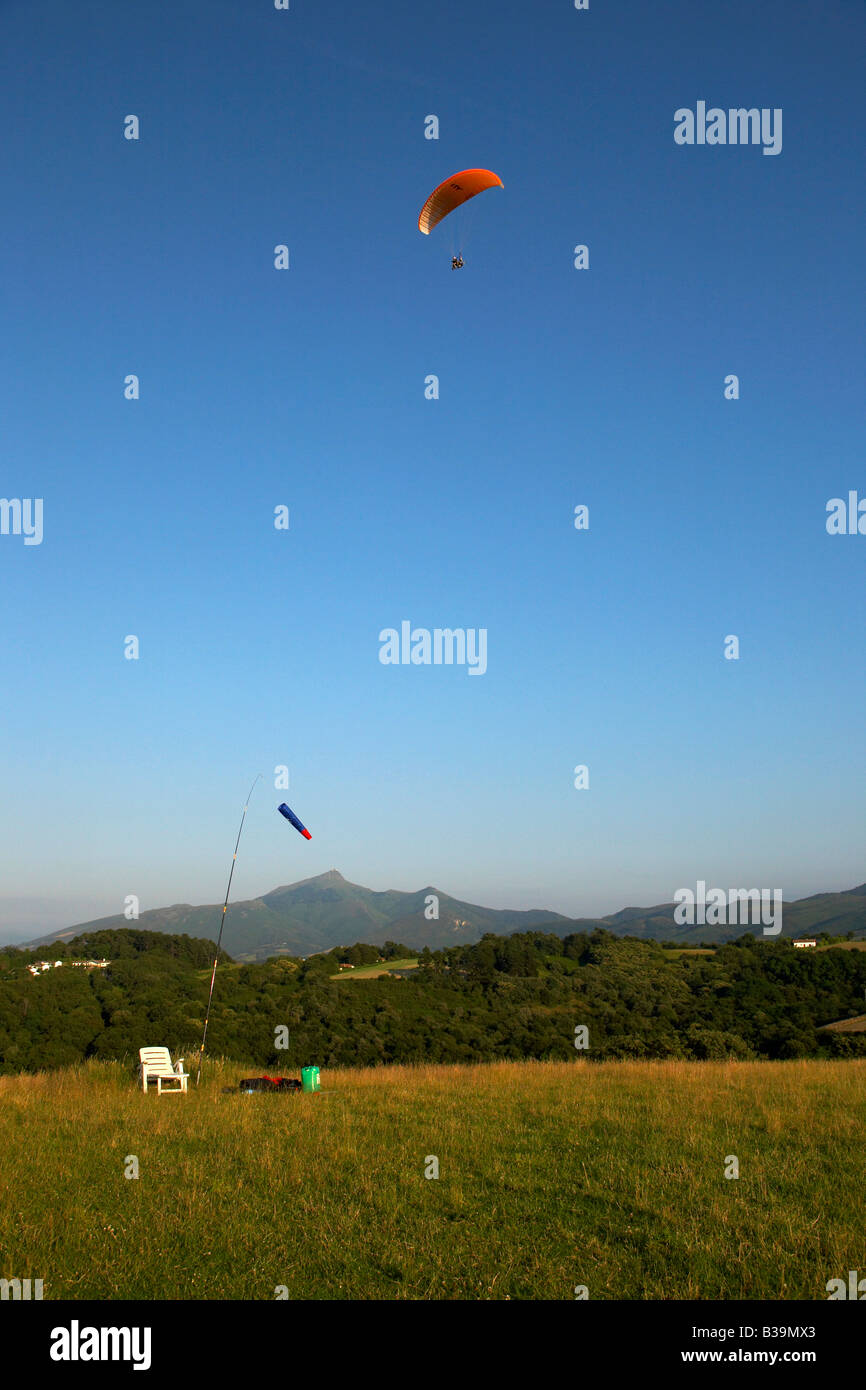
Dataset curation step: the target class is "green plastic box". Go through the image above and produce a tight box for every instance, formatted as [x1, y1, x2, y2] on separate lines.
[301, 1065, 321, 1093]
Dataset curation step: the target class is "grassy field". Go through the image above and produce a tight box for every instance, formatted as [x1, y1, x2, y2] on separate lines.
[334, 957, 419, 979]
[820, 1014, 866, 1033]
[1, 1058, 863, 1301]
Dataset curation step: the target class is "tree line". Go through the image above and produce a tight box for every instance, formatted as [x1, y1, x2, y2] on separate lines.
[1, 927, 864, 1074]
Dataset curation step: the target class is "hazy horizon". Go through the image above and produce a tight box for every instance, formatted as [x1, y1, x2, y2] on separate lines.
[4, 866, 864, 949]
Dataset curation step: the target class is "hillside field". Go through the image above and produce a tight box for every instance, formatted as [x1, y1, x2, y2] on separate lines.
[334, 957, 420, 980]
[1, 1058, 863, 1300]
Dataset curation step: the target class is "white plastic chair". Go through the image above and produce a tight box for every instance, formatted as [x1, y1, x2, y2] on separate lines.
[139, 1047, 188, 1094]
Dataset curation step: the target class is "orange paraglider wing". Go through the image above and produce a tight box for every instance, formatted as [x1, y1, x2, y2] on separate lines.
[418, 168, 504, 235]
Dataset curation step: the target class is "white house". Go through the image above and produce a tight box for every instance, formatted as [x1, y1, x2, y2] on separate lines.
[793, 938, 818, 949]
[26, 958, 110, 976]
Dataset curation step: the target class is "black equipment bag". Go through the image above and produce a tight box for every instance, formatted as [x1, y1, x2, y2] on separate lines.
[238, 1076, 302, 1093]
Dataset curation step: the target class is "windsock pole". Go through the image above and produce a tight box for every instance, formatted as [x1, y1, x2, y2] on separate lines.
[196, 774, 261, 1086]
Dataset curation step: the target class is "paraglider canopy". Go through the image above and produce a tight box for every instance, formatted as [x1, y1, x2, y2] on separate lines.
[418, 168, 504, 236]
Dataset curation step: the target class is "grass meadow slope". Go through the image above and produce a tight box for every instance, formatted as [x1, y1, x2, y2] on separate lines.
[2, 1058, 863, 1301]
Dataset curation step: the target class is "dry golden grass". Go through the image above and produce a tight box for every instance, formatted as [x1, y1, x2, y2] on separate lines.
[0, 1057, 862, 1300]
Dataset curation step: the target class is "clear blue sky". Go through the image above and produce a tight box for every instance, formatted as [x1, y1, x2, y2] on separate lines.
[1, 0, 864, 940]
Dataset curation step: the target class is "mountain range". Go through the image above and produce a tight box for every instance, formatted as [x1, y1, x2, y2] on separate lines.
[19, 872, 866, 961]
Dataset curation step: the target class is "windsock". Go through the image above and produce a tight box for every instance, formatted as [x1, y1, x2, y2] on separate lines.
[278, 803, 312, 839]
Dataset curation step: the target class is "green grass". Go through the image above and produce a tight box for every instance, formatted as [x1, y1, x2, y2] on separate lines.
[334, 957, 419, 979]
[1, 1058, 863, 1300]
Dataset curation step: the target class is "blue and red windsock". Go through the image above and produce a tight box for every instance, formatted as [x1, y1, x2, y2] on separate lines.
[277, 803, 312, 839]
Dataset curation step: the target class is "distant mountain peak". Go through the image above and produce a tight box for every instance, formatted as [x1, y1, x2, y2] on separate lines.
[19, 875, 866, 962]
[265, 869, 350, 894]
